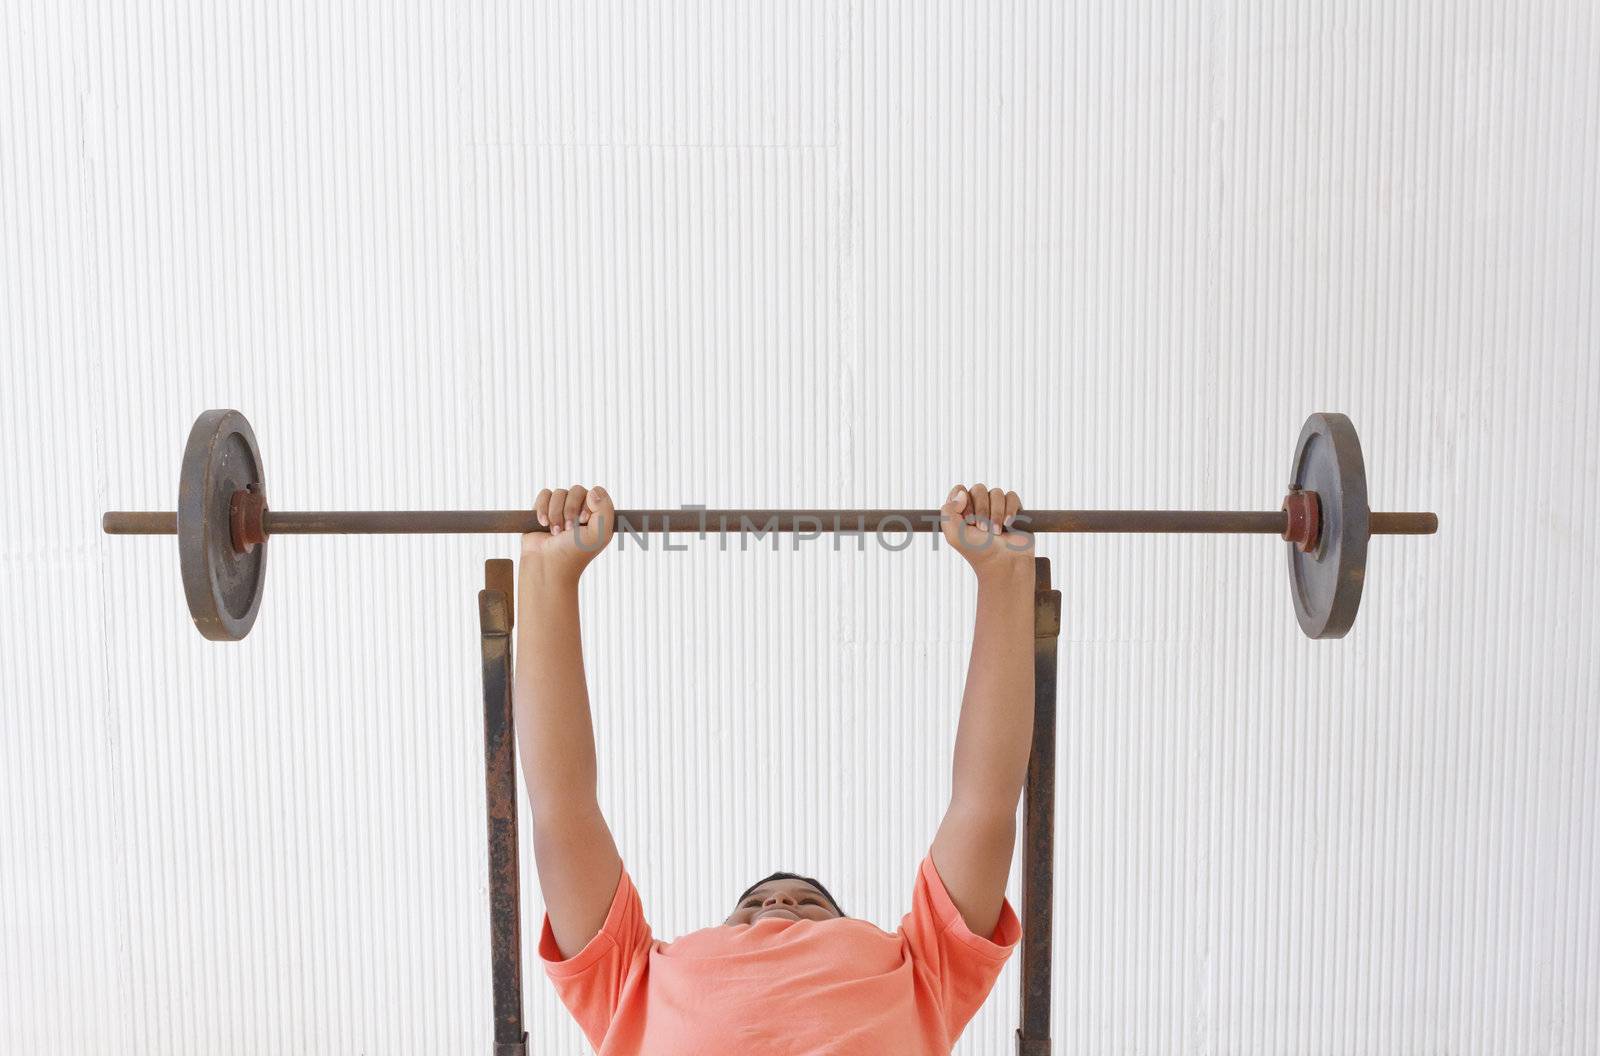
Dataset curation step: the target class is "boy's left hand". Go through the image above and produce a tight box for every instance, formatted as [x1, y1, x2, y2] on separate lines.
[939, 483, 1034, 578]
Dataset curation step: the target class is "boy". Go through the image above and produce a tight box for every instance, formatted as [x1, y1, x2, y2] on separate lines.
[516, 483, 1036, 1054]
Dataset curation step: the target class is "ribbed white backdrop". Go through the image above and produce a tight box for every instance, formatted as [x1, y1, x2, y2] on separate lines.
[3, 1, 1597, 1053]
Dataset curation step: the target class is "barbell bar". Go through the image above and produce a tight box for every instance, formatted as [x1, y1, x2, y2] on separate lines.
[101, 409, 1437, 642]
[101, 509, 1438, 536]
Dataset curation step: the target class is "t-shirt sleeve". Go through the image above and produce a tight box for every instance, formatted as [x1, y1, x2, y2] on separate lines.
[898, 851, 1023, 1046]
[537, 863, 654, 1052]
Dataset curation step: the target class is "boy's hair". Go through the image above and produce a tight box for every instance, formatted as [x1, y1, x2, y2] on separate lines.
[735, 871, 846, 917]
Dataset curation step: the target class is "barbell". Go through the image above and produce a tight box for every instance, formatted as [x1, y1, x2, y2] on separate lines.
[101, 409, 1437, 642]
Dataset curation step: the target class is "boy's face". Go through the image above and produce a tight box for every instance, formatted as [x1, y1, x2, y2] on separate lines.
[724, 878, 841, 925]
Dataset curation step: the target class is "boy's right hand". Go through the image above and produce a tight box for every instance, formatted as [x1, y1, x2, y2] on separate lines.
[521, 484, 616, 579]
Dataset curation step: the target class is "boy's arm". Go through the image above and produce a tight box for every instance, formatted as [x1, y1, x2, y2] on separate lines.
[516, 485, 623, 961]
[930, 485, 1037, 940]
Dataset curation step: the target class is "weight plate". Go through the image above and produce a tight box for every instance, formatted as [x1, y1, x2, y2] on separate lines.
[1286, 412, 1369, 639]
[178, 409, 268, 641]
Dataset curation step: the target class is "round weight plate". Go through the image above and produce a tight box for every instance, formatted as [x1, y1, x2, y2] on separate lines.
[1286, 412, 1369, 639]
[178, 409, 268, 641]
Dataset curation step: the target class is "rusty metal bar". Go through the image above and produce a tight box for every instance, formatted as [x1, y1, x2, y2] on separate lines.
[102, 507, 1441, 536]
[1016, 557, 1061, 1056]
[479, 559, 528, 1056]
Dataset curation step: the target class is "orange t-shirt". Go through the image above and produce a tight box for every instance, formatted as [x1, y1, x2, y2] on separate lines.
[538, 852, 1022, 1055]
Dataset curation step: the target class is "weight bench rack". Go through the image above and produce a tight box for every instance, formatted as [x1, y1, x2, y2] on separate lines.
[474, 555, 1062, 1055]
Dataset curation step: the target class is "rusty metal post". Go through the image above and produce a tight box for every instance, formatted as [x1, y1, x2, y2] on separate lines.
[480, 559, 528, 1056]
[1016, 556, 1060, 1056]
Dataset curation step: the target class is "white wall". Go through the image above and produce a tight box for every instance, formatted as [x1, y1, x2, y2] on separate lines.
[3, 2, 1597, 1053]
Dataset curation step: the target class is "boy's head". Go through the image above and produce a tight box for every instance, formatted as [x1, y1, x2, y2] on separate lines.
[724, 871, 845, 925]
